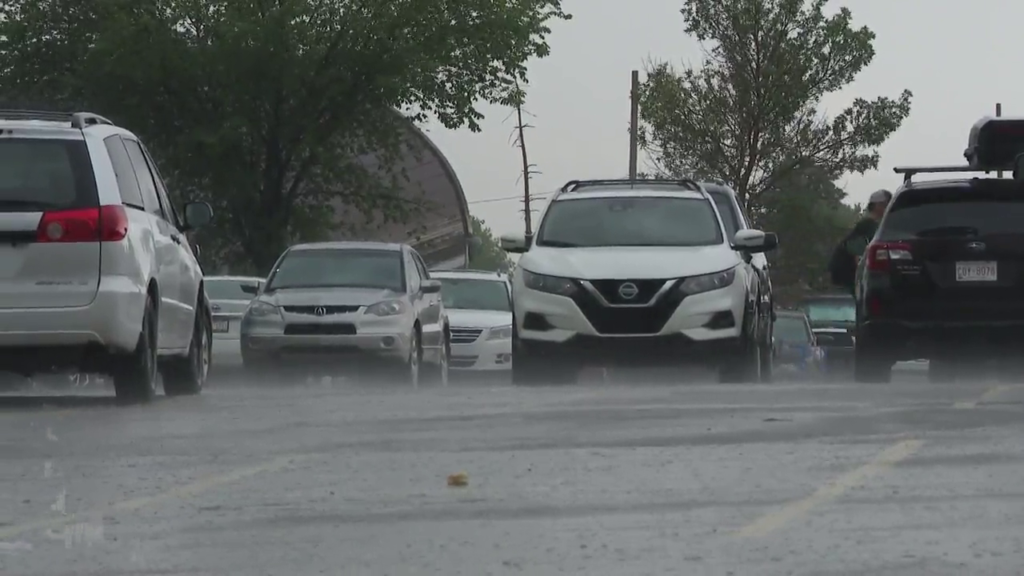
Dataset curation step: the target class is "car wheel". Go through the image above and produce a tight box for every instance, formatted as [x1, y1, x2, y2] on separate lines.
[406, 328, 421, 388]
[112, 295, 158, 403]
[423, 330, 450, 386]
[719, 335, 761, 384]
[759, 339, 774, 383]
[854, 337, 891, 384]
[162, 296, 211, 396]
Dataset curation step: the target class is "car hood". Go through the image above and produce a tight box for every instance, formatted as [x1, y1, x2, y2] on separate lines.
[447, 309, 512, 329]
[520, 245, 740, 279]
[209, 298, 252, 315]
[260, 287, 400, 307]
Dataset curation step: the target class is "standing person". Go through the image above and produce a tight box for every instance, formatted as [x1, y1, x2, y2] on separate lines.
[828, 189, 893, 294]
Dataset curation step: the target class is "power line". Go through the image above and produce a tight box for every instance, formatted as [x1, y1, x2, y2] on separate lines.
[467, 193, 550, 205]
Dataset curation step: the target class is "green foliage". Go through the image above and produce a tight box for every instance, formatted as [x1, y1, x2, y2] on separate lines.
[468, 216, 512, 272]
[638, 0, 911, 214]
[0, 0, 569, 271]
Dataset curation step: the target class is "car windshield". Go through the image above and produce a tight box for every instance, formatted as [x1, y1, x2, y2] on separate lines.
[438, 278, 510, 311]
[804, 301, 855, 323]
[775, 316, 811, 343]
[536, 196, 723, 247]
[266, 249, 404, 291]
[205, 279, 260, 300]
[880, 183, 1024, 238]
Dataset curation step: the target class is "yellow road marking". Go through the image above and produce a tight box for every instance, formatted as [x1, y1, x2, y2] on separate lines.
[954, 385, 1010, 409]
[0, 454, 306, 540]
[734, 439, 923, 538]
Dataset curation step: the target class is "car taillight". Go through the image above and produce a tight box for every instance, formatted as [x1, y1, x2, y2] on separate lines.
[36, 205, 129, 243]
[866, 241, 912, 272]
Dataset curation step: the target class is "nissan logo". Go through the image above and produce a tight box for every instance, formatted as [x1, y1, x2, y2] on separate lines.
[618, 282, 639, 300]
[966, 241, 985, 251]
[314, 306, 327, 316]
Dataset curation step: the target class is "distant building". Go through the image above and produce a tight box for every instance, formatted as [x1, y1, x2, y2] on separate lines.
[329, 118, 471, 270]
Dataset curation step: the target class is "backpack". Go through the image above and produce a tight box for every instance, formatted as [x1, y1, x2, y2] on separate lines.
[828, 236, 856, 288]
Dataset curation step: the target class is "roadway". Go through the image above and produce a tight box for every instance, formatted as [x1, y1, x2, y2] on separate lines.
[1, 366, 1022, 575]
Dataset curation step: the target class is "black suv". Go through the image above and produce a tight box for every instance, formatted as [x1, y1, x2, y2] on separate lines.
[855, 170, 1024, 383]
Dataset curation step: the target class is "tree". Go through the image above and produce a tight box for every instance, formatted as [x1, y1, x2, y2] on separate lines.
[637, 0, 911, 219]
[468, 216, 512, 272]
[0, 0, 570, 271]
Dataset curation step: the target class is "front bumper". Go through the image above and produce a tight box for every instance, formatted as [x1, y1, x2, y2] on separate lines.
[520, 333, 745, 366]
[450, 338, 512, 371]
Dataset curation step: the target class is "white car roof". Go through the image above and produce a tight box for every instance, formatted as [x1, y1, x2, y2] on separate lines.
[205, 275, 264, 283]
[431, 270, 508, 281]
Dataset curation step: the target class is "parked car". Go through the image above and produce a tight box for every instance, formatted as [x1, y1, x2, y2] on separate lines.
[239, 241, 449, 386]
[0, 109, 214, 402]
[799, 293, 855, 374]
[772, 311, 824, 379]
[430, 269, 512, 375]
[205, 275, 263, 368]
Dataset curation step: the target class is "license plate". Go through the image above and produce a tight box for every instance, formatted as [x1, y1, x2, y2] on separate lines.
[955, 261, 997, 282]
[212, 319, 230, 332]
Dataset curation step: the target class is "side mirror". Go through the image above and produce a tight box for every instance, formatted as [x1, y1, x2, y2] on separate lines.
[732, 229, 778, 253]
[500, 233, 529, 253]
[183, 201, 213, 230]
[421, 279, 442, 294]
[240, 283, 259, 295]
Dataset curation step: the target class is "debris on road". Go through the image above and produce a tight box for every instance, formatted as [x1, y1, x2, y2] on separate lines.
[447, 472, 469, 487]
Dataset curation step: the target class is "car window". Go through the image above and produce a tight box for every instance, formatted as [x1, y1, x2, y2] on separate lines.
[536, 196, 723, 247]
[437, 278, 511, 311]
[205, 279, 260, 300]
[266, 249, 404, 292]
[0, 139, 97, 211]
[804, 301, 855, 323]
[775, 317, 811, 342]
[411, 251, 431, 280]
[405, 252, 422, 292]
[140, 143, 180, 227]
[880, 182, 1024, 239]
[103, 136, 144, 210]
[708, 191, 739, 237]
[122, 138, 165, 219]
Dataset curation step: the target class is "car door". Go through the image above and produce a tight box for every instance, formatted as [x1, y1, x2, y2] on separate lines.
[121, 137, 188, 350]
[141, 142, 202, 327]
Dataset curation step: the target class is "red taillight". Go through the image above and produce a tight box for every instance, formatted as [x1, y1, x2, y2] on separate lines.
[865, 241, 912, 272]
[36, 205, 129, 243]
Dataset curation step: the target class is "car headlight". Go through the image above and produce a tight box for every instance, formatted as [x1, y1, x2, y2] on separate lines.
[245, 300, 281, 319]
[486, 325, 512, 340]
[521, 269, 577, 297]
[365, 299, 406, 317]
[679, 267, 737, 295]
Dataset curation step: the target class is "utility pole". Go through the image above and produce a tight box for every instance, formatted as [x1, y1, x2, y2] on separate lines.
[514, 97, 533, 237]
[628, 70, 639, 180]
[996, 102, 1003, 178]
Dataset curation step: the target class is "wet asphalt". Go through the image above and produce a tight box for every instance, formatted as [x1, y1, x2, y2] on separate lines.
[1, 365, 1024, 576]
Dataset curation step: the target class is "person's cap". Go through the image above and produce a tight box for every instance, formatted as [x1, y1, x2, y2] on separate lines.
[868, 189, 892, 205]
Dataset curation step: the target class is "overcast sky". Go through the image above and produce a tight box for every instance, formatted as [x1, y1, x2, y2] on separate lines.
[424, 0, 1020, 236]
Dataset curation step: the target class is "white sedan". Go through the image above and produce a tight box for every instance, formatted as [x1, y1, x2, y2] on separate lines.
[431, 270, 512, 373]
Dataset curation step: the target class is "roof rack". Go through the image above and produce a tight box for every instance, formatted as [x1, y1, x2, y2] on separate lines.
[559, 178, 703, 193]
[893, 165, 999, 184]
[0, 109, 114, 129]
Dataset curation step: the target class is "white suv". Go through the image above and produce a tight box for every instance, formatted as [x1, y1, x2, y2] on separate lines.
[0, 109, 215, 401]
[500, 179, 777, 384]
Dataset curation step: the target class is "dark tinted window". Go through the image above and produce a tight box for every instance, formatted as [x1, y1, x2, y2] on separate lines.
[775, 316, 810, 342]
[141, 143, 179, 227]
[104, 136, 144, 209]
[0, 139, 97, 211]
[537, 197, 723, 247]
[122, 139, 163, 217]
[266, 249, 404, 292]
[438, 278, 511, 311]
[708, 191, 739, 237]
[206, 279, 260, 300]
[881, 183, 1024, 239]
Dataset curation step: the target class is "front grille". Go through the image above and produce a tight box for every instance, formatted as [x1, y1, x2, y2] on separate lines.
[450, 327, 483, 344]
[283, 305, 360, 315]
[587, 279, 669, 305]
[451, 356, 478, 368]
[571, 279, 685, 335]
[283, 323, 357, 335]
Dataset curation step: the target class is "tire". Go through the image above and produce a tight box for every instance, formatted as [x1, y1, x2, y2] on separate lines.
[719, 337, 761, 383]
[759, 339, 774, 383]
[854, 339, 891, 383]
[405, 328, 422, 388]
[512, 341, 576, 386]
[161, 296, 211, 396]
[928, 358, 957, 384]
[112, 295, 159, 403]
[423, 330, 450, 386]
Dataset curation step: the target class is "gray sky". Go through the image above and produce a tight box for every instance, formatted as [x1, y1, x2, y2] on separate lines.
[425, 0, 1020, 236]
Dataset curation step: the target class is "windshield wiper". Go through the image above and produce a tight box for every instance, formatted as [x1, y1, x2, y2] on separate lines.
[914, 226, 979, 238]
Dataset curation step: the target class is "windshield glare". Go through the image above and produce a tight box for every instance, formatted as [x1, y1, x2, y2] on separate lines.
[536, 196, 723, 247]
[205, 280, 260, 300]
[805, 302, 855, 323]
[438, 278, 510, 311]
[267, 249, 404, 291]
[775, 317, 810, 342]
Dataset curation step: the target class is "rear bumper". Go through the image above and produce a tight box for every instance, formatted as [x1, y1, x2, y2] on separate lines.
[860, 319, 1024, 358]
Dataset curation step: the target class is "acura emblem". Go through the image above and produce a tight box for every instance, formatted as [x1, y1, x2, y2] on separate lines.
[314, 306, 327, 316]
[966, 241, 985, 251]
[618, 282, 639, 300]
